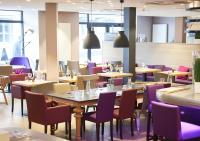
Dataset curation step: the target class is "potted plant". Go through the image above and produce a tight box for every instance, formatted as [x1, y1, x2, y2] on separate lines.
[194, 58, 200, 93]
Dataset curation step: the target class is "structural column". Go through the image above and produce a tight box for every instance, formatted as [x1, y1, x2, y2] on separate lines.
[123, 7, 136, 81]
[45, 3, 59, 81]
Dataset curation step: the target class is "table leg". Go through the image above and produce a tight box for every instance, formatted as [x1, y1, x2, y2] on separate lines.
[143, 73, 147, 81]
[73, 106, 83, 140]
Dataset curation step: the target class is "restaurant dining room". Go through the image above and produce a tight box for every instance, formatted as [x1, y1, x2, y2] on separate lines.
[1, 0, 200, 141]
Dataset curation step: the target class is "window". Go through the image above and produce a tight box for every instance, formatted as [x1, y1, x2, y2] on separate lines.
[79, 13, 122, 63]
[0, 23, 11, 43]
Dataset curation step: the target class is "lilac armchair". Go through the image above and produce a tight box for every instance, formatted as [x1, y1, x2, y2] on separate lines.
[152, 101, 200, 140]
[10, 57, 32, 73]
[25, 91, 71, 139]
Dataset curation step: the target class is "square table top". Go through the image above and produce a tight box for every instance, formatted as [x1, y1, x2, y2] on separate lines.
[97, 72, 133, 78]
[48, 85, 143, 102]
[59, 76, 77, 83]
[12, 80, 55, 87]
[135, 67, 161, 74]
[159, 71, 192, 77]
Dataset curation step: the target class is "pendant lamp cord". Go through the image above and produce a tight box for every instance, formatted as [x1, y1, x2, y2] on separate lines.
[90, 0, 93, 30]
[120, 0, 124, 30]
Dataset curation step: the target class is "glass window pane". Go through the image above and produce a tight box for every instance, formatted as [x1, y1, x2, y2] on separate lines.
[0, 34, 3, 42]
[79, 24, 88, 63]
[5, 34, 9, 42]
[0, 24, 3, 32]
[0, 11, 22, 21]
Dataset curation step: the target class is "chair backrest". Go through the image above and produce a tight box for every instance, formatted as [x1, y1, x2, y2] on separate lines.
[25, 91, 47, 124]
[53, 83, 71, 93]
[10, 57, 31, 68]
[154, 73, 168, 82]
[88, 62, 96, 74]
[59, 61, 67, 74]
[10, 73, 27, 84]
[67, 60, 79, 74]
[76, 74, 99, 90]
[152, 101, 181, 140]
[35, 59, 39, 71]
[96, 92, 116, 122]
[0, 65, 12, 76]
[91, 67, 103, 74]
[11, 85, 24, 99]
[146, 84, 164, 105]
[113, 78, 123, 86]
[119, 89, 137, 119]
[111, 61, 122, 66]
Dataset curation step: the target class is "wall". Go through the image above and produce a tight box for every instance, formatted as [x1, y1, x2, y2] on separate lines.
[137, 16, 152, 42]
[136, 42, 200, 69]
[39, 11, 79, 70]
[152, 17, 175, 43]
[23, 10, 39, 70]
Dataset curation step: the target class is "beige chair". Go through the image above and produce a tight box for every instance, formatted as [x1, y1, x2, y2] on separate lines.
[154, 72, 169, 82]
[53, 83, 71, 93]
[76, 74, 99, 90]
[0, 65, 13, 83]
[0, 76, 8, 104]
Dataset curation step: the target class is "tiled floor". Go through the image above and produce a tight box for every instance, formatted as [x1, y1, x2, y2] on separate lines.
[0, 93, 148, 141]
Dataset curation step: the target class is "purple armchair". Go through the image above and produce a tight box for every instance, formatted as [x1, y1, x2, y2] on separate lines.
[25, 91, 71, 139]
[152, 101, 200, 140]
[10, 57, 32, 73]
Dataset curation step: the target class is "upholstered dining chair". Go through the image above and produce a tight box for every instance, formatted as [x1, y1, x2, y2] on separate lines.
[82, 92, 116, 141]
[25, 91, 72, 140]
[0, 76, 8, 104]
[146, 84, 171, 141]
[113, 89, 137, 139]
[87, 62, 96, 74]
[10, 73, 28, 116]
[152, 101, 200, 141]
[91, 67, 108, 87]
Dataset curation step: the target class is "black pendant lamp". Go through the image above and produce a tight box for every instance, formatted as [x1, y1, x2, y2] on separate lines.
[113, 0, 129, 48]
[83, 0, 100, 49]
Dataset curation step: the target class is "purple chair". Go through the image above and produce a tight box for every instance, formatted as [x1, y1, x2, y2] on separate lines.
[91, 67, 108, 87]
[113, 78, 123, 86]
[113, 89, 137, 139]
[152, 101, 200, 141]
[25, 91, 71, 139]
[83, 92, 116, 141]
[87, 62, 96, 74]
[146, 84, 165, 141]
[10, 57, 32, 73]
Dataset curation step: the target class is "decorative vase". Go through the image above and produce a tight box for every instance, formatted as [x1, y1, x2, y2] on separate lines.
[194, 82, 200, 93]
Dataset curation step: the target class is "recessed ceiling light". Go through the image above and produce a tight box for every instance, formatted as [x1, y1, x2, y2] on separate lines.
[26, 0, 31, 2]
[72, 2, 76, 5]
[0, 1, 2, 4]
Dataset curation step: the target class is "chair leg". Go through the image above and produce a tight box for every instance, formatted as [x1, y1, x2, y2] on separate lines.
[120, 120, 123, 139]
[96, 123, 100, 141]
[11, 97, 14, 113]
[101, 122, 104, 135]
[44, 125, 48, 134]
[2, 89, 8, 105]
[146, 111, 151, 141]
[153, 134, 158, 141]
[69, 121, 71, 140]
[21, 99, 23, 116]
[116, 119, 119, 133]
[131, 117, 134, 136]
[56, 123, 58, 130]
[86, 106, 89, 112]
[28, 121, 31, 129]
[50, 124, 55, 135]
[110, 120, 113, 141]
[65, 122, 68, 134]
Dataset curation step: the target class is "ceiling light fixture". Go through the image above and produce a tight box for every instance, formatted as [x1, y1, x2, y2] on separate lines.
[83, 0, 100, 49]
[113, 0, 129, 48]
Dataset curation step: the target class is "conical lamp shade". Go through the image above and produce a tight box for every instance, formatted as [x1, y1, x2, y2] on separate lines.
[83, 28, 100, 49]
[113, 31, 129, 48]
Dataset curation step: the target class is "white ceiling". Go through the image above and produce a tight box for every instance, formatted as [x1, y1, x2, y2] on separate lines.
[0, 0, 200, 17]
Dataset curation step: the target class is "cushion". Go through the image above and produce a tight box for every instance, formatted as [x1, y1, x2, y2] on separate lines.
[181, 122, 200, 140]
[177, 66, 189, 80]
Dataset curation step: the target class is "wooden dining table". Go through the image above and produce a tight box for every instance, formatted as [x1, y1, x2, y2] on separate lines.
[158, 71, 192, 82]
[97, 72, 133, 78]
[47, 85, 144, 140]
[12, 80, 55, 88]
[135, 67, 161, 81]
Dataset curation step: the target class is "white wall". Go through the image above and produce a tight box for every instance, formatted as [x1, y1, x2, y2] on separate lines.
[136, 42, 200, 69]
[23, 10, 39, 70]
